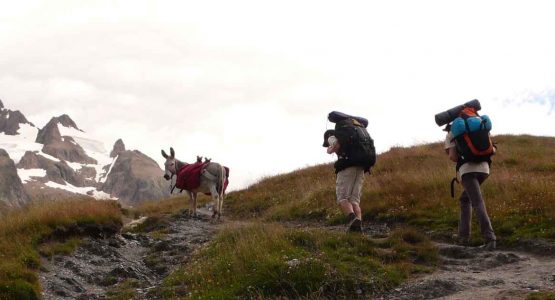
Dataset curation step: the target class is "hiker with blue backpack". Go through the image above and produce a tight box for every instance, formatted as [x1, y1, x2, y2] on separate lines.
[436, 100, 497, 250]
[323, 111, 376, 233]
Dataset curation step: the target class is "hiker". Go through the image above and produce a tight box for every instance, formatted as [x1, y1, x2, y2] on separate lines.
[441, 104, 497, 250]
[323, 111, 376, 233]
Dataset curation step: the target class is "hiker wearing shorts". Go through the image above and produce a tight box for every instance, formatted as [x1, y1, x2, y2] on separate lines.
[325, 127, 372, 233]
[444, 129, 497, 250]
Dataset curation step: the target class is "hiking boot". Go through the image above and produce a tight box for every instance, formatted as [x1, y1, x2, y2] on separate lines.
[481, 240, 496, 251]
[349, 219, 363, 233]
[346, 213, 357, 228]
[452, 234, 470, 246]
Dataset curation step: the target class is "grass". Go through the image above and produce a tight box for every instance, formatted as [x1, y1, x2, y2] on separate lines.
[38, 238, 83, 258]
[225, 135, 555, 245]
[0, 199, 122, 300]
[106, 279, 141, 300]
[135, 194, 212, 217]
[159, 223, 437, 299]
[527, 291, 555, 300]
[126, 194, 212, 236]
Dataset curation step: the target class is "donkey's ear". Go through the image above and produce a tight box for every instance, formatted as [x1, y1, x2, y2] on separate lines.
[161, 150, 168, 159]
[170, 147, 175, 158]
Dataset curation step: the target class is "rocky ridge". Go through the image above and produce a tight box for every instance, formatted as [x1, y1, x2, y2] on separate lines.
[0, 149, 30, 208]
[0, 99, 169, 206]
[0, 99, 35, 135]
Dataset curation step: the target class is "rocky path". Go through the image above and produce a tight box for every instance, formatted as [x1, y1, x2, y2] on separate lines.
[39, 214, 554, 300]
[377, 242, 555, 299]
[39, 210, 215, 299]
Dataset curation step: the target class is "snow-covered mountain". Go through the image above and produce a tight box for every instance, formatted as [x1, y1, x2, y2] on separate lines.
[0, 99, 169, 208]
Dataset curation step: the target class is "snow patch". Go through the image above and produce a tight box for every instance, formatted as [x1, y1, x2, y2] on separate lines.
[38, 151, 61, 162]
[66, 161, 84, 171]
[99, 155, 118, 183]
[0, 123, 42, 163]
[44, 181, 117, 200]
[17, 168, 46, 183]
[58, 124, 113, 182]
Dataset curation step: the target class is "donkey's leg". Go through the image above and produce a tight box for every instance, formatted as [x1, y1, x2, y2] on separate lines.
[187, 191, 194, 216]
[192, 192, 198, 217]
[217, 165, 226, 220]
[209, 185, 219, 219]
[218, 193, 225, 220]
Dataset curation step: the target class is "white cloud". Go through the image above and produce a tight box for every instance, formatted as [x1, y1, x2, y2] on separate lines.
[1, 0, 554, 189]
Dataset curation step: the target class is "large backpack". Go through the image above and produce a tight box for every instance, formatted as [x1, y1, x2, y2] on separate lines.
[450, 107, 495, 169]
[334, 118, 376, 172]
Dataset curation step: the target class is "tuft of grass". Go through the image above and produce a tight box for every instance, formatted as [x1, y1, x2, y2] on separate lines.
[159, 223, 437, 299]
[134, 194, 212, 218]
[0, 199, 122, 300]
[106, 279, 141, 300]
[225, 135, 555, 246]
[527, 291, 555, 300]
[38, 238, 82, 258]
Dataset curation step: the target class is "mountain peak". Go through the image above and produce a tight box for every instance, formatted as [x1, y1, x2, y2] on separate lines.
[56, 114, 80, 131]
[0, 101, 34, 135]
[110, 139, 126, 158]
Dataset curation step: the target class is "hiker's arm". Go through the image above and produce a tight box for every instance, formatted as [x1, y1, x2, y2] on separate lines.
[327, 143, 340, 154]
[448, 147, 459, 162]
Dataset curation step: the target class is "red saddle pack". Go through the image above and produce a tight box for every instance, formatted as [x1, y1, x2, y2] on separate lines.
[175, 162, 230, 194]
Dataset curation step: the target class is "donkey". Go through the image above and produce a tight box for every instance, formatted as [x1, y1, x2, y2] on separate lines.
[161, 147, 227, 219]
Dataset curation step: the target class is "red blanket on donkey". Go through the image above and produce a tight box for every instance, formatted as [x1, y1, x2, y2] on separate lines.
[175, 162, 229, 195]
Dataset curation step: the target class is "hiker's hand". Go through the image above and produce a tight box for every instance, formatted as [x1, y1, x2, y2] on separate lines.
[448, 147, 458, 162]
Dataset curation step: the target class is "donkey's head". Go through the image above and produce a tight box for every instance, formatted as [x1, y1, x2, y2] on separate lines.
[161, 147, 177, 180]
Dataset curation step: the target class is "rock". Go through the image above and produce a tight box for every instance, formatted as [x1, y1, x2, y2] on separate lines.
[35, 117, 62, 144]
[56, 114, 81, 130]
[17, 151, 88, 188]
[495, 253, 520, 264]
[153, 240, 172, 252]
[110, 139, 126, 158]
[102, 150, 169, 203]
[286, 259, 301, 267]
[62, 276, 85, 292]
[42, 137, 97, 164]
[109, 266, 141, 279]
[36, 116, 96, 164]
[0, 149, 30, 208]
[53, 286, 70, 297]
[438, 244, 477, 259]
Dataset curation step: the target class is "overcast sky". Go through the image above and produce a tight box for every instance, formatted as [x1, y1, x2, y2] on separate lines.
[1, 0, 554, 189]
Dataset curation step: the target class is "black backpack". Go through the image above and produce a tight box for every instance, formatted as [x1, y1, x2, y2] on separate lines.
[334, 118, 376, 172]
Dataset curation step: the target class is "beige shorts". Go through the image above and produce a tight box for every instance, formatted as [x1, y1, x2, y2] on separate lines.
[336, 166, 365, 204]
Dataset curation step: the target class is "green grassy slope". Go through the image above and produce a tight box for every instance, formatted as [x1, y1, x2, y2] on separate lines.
[225, 135, 555, 244]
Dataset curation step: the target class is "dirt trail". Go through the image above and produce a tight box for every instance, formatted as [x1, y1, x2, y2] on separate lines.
[376, 241, 555, 300]
[39, 209, 215, 300]
[39, 213, 554, 299]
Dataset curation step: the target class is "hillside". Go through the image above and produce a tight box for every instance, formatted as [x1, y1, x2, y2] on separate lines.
[2, 135, 554, 299]
[225, 134, 555, 248]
